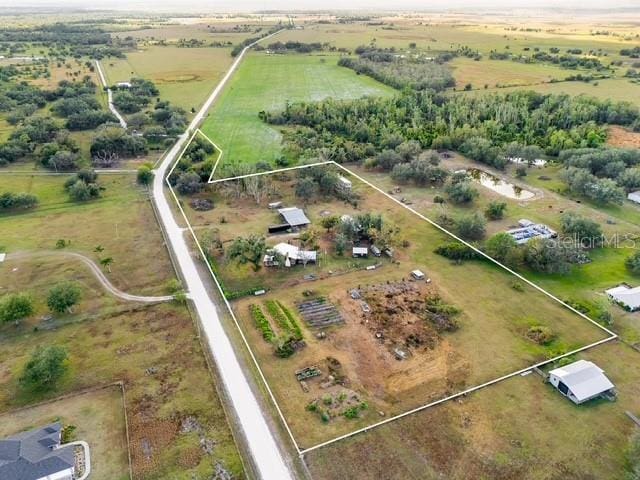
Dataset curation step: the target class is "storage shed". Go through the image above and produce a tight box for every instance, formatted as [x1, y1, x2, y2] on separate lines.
[548, 360, 615, 404]
[278, 207, 311, 228]
[352, 247, 368, 258]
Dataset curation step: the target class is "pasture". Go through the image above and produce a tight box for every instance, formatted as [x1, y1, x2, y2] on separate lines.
[102, 46, 235, 114]
[200, 52, 395, 177]
[0, 174, 172, 296]
[461, 78, 640, 107]
[0, 173, 244, 479]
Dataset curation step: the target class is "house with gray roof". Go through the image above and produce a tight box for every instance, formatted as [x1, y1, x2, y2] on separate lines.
[0, 422, 76, 480]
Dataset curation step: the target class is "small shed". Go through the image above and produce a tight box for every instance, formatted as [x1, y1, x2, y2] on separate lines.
[352, 247, 368, 258]
[628, 191, 640, 205]
[0, 253, 5, 263]
[116, 81, 132, 89]
[338, 175, 352, 191]
[411, 270, 425, 280]
[548, 360, 615, 404]
[278, 207, 311, 228]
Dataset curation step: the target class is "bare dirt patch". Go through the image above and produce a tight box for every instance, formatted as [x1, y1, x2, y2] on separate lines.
[607, 125, 640, 149]
[327, 281, 470, 406]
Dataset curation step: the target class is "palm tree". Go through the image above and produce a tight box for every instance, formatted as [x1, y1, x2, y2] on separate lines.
[100, 257, 114, 273]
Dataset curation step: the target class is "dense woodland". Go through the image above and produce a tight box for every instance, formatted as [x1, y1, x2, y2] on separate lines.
[338, 45, 455, 91]
[267, 89, 638, 163]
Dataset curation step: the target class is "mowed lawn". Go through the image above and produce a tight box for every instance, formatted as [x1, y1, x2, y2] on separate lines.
[102, 46, 235, 114]
[0, 387, 130, 480]
[201, 53, 395, 176]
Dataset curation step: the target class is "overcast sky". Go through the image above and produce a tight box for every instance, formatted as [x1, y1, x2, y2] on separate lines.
[2, 0, 640, 11]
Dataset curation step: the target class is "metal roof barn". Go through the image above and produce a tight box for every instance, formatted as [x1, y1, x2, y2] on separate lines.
[548, 360, 615, 404]
[278, 207, 311, 227]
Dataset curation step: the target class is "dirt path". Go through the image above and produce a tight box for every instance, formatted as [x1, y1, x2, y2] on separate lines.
[6, 251, 174, 303]
[95, 60, 128, 129]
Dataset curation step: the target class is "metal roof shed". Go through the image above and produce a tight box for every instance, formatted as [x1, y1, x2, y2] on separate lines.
[278, 207, 311, 227]
[606, 284, 640, 311]
[548, 360, 615, 404]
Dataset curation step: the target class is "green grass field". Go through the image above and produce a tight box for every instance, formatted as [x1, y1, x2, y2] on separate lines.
[459, 77, 640, 107]
[102, 46, 235, 114]
[200, 52, 395, 176]
[0, 174, 172, 295]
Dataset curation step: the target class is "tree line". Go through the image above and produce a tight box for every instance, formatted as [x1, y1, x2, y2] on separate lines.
[263, 89, 639, 170]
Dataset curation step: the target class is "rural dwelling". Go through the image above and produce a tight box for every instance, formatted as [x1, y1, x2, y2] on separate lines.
[0, 422, 77, 480]
[628, 191, 640, 205]
[115, 81, 132, 89]
[352, 247, 368, 258]
[263, 243, 317, 267]
[278, 207, 311, 229]
[606, 284, 640, 311]
[548, 360, 615, 404]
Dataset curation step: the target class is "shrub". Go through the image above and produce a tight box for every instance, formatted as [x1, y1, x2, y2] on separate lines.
[0, 192, 38, 211]
[137, 165, 154, 185]
[484, 232, 518, 263]
[250, 304, 275, 342]
[47, 282, 82, 314]
[526, 325, 555, 345]
[424, 294, 461, 332]
[434, 242, 479, 261]
[484, 200, 507, 220]
[175, 171, 203, 195]
[64, 170, 101, 201]
[560, 212, 603, 248]
[445, 181, 479, 204]
[274, 339, 295, 358]
[626, 251, 640, 275]
[0, 293, 34, 324]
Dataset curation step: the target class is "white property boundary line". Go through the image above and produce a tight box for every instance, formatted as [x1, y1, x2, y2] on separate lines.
[170, 157, 617, 454]
[161, 28, 304, 460]
[162, 42, 618, 456]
